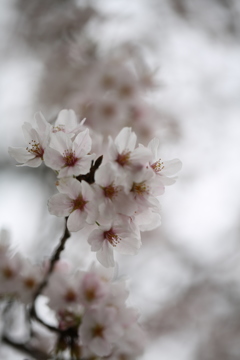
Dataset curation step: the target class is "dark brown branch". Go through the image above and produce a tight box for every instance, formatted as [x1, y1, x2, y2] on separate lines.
[29, 218, 70, 333]
[2, 334, 50, 360]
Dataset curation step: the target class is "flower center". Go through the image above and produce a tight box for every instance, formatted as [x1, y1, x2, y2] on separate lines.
[101, 74, 115, 89]
[2, 266, 14, 279]
[92, 324, 104, 338]
[24, 277, 36, 289]
[118, 84, 134, 98]
[104, 229, 121, 247]
[72, 195, 87, 211]
[85, 288, 96, 302]
[63, 150, 78, 167]
[26, 141, 44, 159]
[116, 151, 131, 167]
[151, 159, 164, 173]
[101, 103, 116, 118]
[103, 184, 118, 200]
[131, 181, 149, 196]
[64, 289, 77, 303]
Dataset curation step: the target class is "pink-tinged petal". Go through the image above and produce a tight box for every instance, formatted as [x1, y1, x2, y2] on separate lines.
[74, 128, 92, 154]
[85, 201, 99, 224]
[34, 112, 51, 133]
[90, 337, 112, 357]
[115, 192, 137, 216]
[28, 128, 41, 144]
[159, 176, 177, 186]
[131, 146, 152, 165]
[96, 241, 115, 268]
[50, 131, 72, 153]
[48, 193, 72, 217]
[136, 209, 161, 231]
[8, 147, 34, 163]
[147, 137, 160, 160]
[81, 181, 94, 200]
[55, 109, 78, 128]
[162, 159, 182, 176]
[115, 234, 141, 255]
[57, 178, 82, 198]
[67, 210, 87, 232]
[115, 127, 136, 152]
[108, 137, 118, 162]
[95, 163, 115, 187]
[88, 229, 104, 251]
[22, 122, 33, 143]
[44, 147, 65, 170]
[23, 157, 42, 167]
[74, 154, 95, 175]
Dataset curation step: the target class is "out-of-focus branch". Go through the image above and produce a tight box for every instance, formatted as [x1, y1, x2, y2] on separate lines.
[30, 217, 70, 332]
[2, 334, 50, 360]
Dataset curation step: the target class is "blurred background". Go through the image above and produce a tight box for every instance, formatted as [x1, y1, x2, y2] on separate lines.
[1, 0, 240, 359]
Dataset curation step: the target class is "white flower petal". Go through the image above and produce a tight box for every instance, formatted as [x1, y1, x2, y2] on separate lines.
[96, 241, 115, 268]
[74, 128, 92, 154]
[55, 109, 78, 129]
[44, 147, 65, 170]
[8, 147, 33, 163]
[162, 159, 182, 176]
[88, 229, 104, 251]
[57, 178, 82, 198]
[67, 210, 86, 232]
[114, 127, 136, 152]
[91, 337, 112, 357]
[48, 193, 72, 217]
[49, 131, 72, 153]
[23, 157, 42, 167]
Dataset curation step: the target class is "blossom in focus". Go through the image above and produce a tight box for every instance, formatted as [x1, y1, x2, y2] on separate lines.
[108, 127, 151, 171]
[8, 112, 51, 167]
[88, 220, 141, 268]
[44, 128, 95, 177]
[147, 137, 182, 185]
[52, 109, 86, 136]
[48, 177, 98, 232]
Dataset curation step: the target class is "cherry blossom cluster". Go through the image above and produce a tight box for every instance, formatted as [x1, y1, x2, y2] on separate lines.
[9, 109, 182, 268]
[0, 230, 45, 303]
[44, 264, 145, 359]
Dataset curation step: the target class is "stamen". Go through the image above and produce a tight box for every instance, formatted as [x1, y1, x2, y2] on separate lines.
[103, 183, 118, 199]
[104, 229, 121, 247]
[116, 151, 131, 167]
[52, 125, 65, 133]
[26, 140, 44, 159]
[72, 195, 87, 211]
[151, 159, 164, 173]
[92, 324, 104, 338]
[63, 150, 78, 167]
[131, 181, 149, 196]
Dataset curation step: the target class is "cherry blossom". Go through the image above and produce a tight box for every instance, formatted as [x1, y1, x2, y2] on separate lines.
[8, 112, 51, 167]
[44, 128, 95, 177]
[48, 177, 98, 232]
[52, 109, 86, 135]
[147, 137, 182, 185]
[88, 220, 141, 268]
[94, 162, 137, 218]
[80, 306, 123, 357]
[108, 127, 151, 171]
